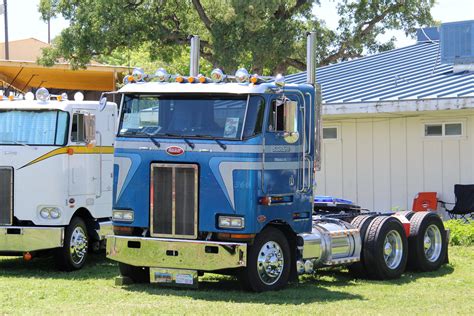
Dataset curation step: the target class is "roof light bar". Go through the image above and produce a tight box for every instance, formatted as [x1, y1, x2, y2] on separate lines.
[155, 68, 170, 82]
[210, 68, 226, 83]
[35, 87, 50, 102]
[235, 68, 249, 83]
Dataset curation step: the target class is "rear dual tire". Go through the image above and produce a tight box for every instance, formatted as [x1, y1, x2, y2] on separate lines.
[352, 216, 408, 280]
[408, 212, 447, 272]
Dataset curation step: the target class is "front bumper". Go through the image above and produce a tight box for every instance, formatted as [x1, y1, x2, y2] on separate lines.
[106, 235, 247, 271]
[0, 226, 64, 252]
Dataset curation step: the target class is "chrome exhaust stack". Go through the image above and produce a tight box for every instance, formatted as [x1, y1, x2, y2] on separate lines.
[306, 32, 316, 85]
[307, 31, 322, 171]
[189, 35, 200, 77]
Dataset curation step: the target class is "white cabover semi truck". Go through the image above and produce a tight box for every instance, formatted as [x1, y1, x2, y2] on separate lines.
[0, 88, 116, 270]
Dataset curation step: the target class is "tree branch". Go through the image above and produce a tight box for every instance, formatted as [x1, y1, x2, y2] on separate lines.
[274, 0, 308, 20]
[191, 0, 213, 32]
[319, 2, 402, 66]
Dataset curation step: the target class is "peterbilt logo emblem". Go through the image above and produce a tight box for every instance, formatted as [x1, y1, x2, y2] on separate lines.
[166, 146, 184, 156]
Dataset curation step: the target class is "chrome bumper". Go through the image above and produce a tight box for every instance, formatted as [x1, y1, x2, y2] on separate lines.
[0, 226, 64, 252]
[98, 221, 113, 240]
[106, 235, 247, 271]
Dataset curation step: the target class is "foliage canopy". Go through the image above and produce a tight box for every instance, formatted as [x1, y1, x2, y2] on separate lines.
[39, 0, 436, 75]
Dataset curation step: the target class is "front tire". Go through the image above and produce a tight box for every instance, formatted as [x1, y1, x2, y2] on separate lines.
[408, 212, 447, 272]
[55, 217, 89, 271]
[238, 227, 291, 292]
[363, 216, 408, 280]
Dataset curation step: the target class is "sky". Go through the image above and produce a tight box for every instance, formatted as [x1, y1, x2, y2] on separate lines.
[0, 0, 473, 48]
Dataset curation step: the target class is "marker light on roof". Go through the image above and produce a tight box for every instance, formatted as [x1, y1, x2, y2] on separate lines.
[155, 68, 170, 82]
[188, 76, 195, 83]
[24, 92, 34, 101]
[36, 87, 50, 102]
[132, 68, 145, 82]
[210, 69, 225, 83]
[61, 93, 68, 101]
[235, 68, 249, 83]
[198, 74, 207, 83]
[123, 75, 134, 84]
[274, 74, 285, 88]
[250, 75, 259, 84]
[74, 92, 84, 102]
[8, 92, 14, 101]
[176, 75, 184, 83]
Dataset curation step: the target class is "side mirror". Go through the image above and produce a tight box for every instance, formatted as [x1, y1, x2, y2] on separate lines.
[283, 100, 299, 144]
[99, 94, 108, 112]
[84, 113, 97, 146]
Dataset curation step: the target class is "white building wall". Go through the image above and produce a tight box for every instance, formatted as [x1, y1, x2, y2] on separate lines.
[316, 109, 474, 212]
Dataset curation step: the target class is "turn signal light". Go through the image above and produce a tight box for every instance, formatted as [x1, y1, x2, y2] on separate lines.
[259, 196, 272, 206]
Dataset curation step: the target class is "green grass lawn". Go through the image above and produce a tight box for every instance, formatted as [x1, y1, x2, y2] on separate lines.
[0, 246, 473, 315]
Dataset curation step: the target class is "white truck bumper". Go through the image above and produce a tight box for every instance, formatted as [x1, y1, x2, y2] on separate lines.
[0, 226, 64, 252]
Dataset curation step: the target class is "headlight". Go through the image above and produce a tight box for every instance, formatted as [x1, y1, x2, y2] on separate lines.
[113, 209, 134, 222]
[39, 207, 61, 219]
[218, 216, 245, 229]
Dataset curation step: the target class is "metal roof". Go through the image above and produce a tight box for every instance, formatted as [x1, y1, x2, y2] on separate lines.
[287, 42, 474, 104]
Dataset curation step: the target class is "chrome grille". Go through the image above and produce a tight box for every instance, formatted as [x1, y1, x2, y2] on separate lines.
[150, 163, 198, 239]
[0, 167, 13, 225]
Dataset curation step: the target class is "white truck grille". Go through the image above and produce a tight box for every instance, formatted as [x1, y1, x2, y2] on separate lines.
[0, 167, 13, 225]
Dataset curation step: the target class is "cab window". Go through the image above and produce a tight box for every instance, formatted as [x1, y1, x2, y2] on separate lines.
[71, 113, 85, 143]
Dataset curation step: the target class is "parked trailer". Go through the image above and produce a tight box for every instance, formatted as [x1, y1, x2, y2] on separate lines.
[0, 89, 116, 270]
[105, 34, 448, 291]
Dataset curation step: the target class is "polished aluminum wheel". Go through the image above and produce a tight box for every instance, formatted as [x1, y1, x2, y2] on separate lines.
[383, 230, 403, 269]
[70, 226, 88, 265]
[257, 241, 284, 285]
[424, 224, 442, 262]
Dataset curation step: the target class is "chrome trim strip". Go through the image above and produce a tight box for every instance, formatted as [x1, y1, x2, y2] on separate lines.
[115, 141, 303, 154]
[106, 235, 247, 271]
[0, 226, 64, 252]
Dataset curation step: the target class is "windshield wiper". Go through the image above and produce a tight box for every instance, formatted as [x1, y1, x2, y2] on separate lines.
[157, 133, 195, 149]
[193, 135, 227, 150]
[144, 133, 161, 148]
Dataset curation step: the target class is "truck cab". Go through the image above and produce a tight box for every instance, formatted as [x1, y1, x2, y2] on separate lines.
[107, 34, 448, 291]
[0, 89, 116, 270]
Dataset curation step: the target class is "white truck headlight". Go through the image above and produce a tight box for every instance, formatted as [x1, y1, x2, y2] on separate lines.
[39, 207, 61, 219]
[218, 216, 245, 229]
[113, 209, 134, 222]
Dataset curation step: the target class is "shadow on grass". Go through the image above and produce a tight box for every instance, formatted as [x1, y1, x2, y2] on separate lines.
[0, 254, 455, 305]
[0, 253, 117, 280]
[123, 277, 365, 305]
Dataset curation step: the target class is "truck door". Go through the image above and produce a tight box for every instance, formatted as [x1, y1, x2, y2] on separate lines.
[263, 96, 303, 195]
[68, 110, 100, 196]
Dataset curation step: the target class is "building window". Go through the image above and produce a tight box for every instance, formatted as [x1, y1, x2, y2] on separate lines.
[424, 122, 463, 137]
[323, 127, 339, 140]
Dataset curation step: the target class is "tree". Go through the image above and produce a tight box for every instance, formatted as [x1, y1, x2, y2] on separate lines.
[38, 0, 435, 75]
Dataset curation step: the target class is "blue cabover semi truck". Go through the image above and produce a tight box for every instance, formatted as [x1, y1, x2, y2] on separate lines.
[106, 34, 448, 292]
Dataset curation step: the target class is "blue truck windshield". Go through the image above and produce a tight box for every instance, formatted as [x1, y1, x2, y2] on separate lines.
[0, 110, 69, 146]
[119, 94, 264, 140]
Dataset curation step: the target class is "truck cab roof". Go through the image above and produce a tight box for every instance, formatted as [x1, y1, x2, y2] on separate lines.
[0, 100, 116, 112]
[118, 82, 313, 95]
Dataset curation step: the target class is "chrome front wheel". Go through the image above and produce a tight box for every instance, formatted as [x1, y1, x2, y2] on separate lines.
[70, 226, 88, 265]
[257, 241, 285, 286]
